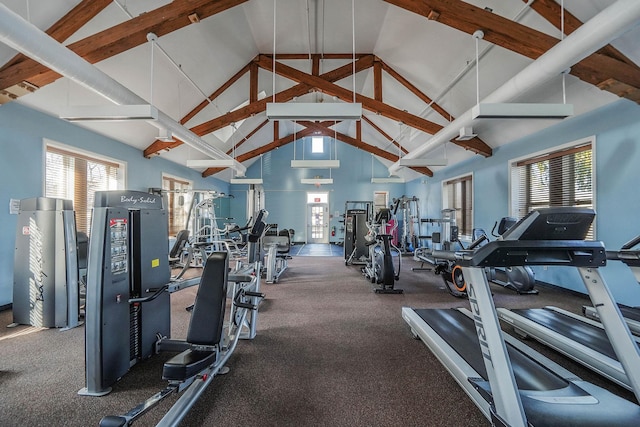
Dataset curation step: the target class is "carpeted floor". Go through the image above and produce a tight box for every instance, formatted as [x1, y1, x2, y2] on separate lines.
[0, 255, 636, 426]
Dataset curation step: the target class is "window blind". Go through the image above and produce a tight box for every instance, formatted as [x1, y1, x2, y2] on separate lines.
[512, 143, 593, 238]
[46, 146, 120, 234]
[444, 175, 472, 237]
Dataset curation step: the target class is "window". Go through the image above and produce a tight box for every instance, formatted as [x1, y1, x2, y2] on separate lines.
[373, 191, 389, 214]
[162, 175, 193, 236]
[443, 174, 473, 238]
[510, 139, 594, 238]
[311, 136, 324, 153]
[45, 143, 124, 234]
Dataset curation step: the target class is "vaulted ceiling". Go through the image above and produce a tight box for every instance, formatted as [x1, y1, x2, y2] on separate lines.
[1, 0, 638, 181]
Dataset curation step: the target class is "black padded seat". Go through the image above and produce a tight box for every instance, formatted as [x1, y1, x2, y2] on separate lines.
[163, 350, 218, 381]
[162, 252, 229, 382]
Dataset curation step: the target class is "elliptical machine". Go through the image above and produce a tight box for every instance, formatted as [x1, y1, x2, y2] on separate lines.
[485, 217, 537, 294]
[434, 217, 537, 297]
[361, 208, 403, 294]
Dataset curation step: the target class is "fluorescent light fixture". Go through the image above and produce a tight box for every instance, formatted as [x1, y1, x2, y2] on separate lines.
[398, 158, 448, 167]
[371, 177, 405, 183]
[266, 102, 362, 121]
[230, 178, 263, 184]
[471, 103, 573, 119]
[291, 160, 340, 168]
[456, 126, 477, 141]
[59, 104, 159, 121]
[186, 159, 235, 168]
[300, 178, 334, 185]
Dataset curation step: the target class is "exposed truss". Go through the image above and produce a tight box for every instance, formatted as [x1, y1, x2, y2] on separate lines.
[1, 0, 638, 179]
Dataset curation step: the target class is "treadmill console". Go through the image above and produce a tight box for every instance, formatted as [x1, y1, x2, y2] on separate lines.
[501, 207, 595, 241]
[461, 207, 605, 268]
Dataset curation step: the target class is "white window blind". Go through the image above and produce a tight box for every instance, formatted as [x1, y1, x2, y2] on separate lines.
[46, 146, 121, 234]
[511, 142, 593, 238]
[443, 175, 473, 237]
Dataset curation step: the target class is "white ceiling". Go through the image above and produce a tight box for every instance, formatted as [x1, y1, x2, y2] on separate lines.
[0, 0, 637, 180]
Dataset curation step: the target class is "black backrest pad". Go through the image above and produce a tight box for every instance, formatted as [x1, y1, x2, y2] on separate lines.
[169, 229, 190, 259]
[186, 252, 229, 346]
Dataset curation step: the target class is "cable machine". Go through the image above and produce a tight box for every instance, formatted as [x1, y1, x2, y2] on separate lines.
[344, 201, 373, 265]
[393, 196, 420, 254]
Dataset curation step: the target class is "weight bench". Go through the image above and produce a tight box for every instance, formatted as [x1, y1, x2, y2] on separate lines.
[100, 251, 263, 426]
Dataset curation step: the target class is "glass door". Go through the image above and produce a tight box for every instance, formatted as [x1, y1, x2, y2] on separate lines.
[307, 203, 329, 243]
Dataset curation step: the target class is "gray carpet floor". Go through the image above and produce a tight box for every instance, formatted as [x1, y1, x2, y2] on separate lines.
[0, 255, 636, 426]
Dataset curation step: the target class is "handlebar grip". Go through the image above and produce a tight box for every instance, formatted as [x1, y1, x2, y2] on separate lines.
[622, 235, 640, 250]
[234, 301, 257, 310]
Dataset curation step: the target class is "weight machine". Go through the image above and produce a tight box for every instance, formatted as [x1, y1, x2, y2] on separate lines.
[81, 190, 264, 426]
[412, 209, 458, 271]
[11, 197, 82, 330]
[344, 201, 373, 265]
[393, 195, 420, 254]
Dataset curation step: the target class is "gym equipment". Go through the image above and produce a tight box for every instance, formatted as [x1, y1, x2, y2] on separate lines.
[99, 251, 264, 426]
[498, 306, 640, 392]
[344, 201, 373, 265]
[583, 234, 640, 335]
[412, 209, 458, 271]
[263, 228, 291, 283]
[431, 230, 486, 298]
[11, 197, 81, 330]
[403, 207, 640, 426]
[432, 217, 537, 297]
[393, 195, 420, 254]
[361, 208, 402, 294]
[497, 233, 640, 391]
[485, 218, 537, 294]
[80, 190, 172, 396]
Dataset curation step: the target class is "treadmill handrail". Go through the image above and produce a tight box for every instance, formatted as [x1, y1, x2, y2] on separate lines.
[459, 240, 606, 268]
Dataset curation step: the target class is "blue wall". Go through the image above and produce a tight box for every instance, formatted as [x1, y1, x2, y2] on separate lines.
[0, 102, 227, 306]
[3, 98, 640, 307]
[407, 99, 640, 306]
[229, 142, 407, 244]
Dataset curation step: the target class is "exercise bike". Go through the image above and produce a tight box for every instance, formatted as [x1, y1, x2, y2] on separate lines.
[361, 208, 403, 294]
[434, 217, 537, 297]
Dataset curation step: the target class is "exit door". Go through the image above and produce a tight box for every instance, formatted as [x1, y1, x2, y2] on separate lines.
[307, 204, 329, 243]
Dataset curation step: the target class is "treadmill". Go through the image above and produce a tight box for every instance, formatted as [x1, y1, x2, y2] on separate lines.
[583, 235, 640, 335]
[402, 207, 640, 426]
[498, 234, 640, 391]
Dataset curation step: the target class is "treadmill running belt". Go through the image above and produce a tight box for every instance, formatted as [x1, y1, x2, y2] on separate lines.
[412, 308, 640, 426]
[512, 308, 629, 360]
[415, 309, 567, 391]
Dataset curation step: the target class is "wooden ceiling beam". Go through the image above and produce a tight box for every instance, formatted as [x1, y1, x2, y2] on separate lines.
[0, 0, 248, 90]
[374, 60, 383, 101]
[379, 60, 450, 120]
[190, 55, 375, 137]
[525, 0, 637, 67]
[300, 121, 433, 177]
[180, 61, 252, 125]
[228, 119, 270, 155]
[362, 116, 407, 155]
[257, 55, 443, 134]
[0, 0, 112, 73]
[257, 55, 492, 157]
[202, 128, 319, 177]
[384, 0, 640, 102]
